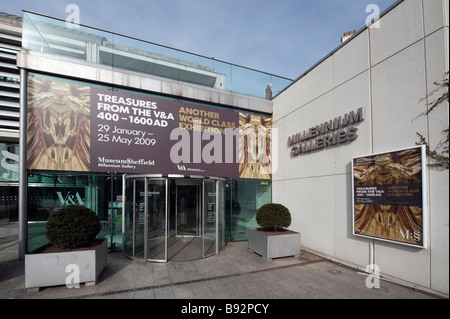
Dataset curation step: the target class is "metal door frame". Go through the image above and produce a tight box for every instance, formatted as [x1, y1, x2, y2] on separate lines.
[202, 179, 218, 258]
[123, 174, 168, 262]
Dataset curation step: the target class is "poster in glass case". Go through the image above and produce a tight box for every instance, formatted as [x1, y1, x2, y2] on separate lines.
[352, 146, 427, 248]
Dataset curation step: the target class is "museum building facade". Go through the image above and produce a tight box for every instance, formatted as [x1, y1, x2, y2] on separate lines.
[5, 10, 291, 263]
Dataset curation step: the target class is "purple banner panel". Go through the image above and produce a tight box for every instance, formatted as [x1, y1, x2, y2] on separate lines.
[90, 88, 179, 174]
[90, 88, 240, 176]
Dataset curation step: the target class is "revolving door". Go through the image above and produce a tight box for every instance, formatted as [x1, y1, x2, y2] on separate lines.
[123, 175, 225, 262]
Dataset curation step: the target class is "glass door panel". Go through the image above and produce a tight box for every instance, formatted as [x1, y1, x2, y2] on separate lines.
[124, 176, 167, 262]
[176, 183, 200, 237]
[133, 179, 146, 259]
[123, 178, 134, 257]
[147, 179, 167, 261]
[168, 179, 202, 261]
[203, 180, 217, 257]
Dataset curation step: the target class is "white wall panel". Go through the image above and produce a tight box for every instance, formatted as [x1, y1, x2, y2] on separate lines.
[429, 169, 450, 294]
[424, 26, 450, 295]
[303, 176, 336, 256]
[333, 30, 370, 87]
[303, 58, 334, 106]
[423, 0, 447, 36]
[332, 71, 372, 174]
[370, 0, 423, 66]
[371, 40, 427, 153]
[273, 76, 308, 121]
[375, 240, 431, 288]
[334, 174, 370, 267]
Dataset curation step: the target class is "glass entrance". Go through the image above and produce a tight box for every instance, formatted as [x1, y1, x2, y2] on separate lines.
[124, 176, 167, 262]
[124, 176, 224, 262]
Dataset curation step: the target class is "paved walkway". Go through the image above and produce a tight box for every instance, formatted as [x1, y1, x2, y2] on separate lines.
[0, 220, 445, 302]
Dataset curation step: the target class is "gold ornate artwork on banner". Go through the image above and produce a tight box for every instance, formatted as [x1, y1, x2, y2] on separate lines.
[353, 147, 426, 247]
[27, 77, 91, 171]
[238, 113, 272, 179]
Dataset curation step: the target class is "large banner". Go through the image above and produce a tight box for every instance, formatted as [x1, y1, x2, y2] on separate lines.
[26, 75, 272, 179]
[352, 146, 427, 248]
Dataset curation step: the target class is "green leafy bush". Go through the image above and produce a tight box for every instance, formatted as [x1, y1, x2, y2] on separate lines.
[46, 206, 101, 249]
[256, 203, 291, 231]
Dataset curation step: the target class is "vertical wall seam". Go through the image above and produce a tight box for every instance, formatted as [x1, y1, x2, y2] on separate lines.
[421, 0, 433, 290]
[367, 20, 375, 270]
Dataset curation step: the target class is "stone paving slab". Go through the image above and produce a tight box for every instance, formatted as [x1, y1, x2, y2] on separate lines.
[0, 221, 445, 301]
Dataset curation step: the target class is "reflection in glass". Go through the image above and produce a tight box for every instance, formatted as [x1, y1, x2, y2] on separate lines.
[147, 179, 166, 261]
[203, 180, 216, 257]
[225, 179, 272, 242]
[22, 11, 292, 99]
[176, 184, 200, 237]
[26, 172, 123, 252]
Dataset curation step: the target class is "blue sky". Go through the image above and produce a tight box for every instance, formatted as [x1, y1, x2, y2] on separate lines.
[3, 0, 398, 79]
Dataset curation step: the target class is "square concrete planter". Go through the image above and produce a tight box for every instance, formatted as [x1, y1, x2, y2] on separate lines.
[248, 229, 301, 260]
[25, 238, 107, 291]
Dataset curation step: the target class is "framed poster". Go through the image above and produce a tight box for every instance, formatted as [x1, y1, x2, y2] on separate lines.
[352, 145, 427, 248]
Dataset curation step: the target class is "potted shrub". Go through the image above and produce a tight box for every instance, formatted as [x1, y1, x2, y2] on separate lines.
[248, 203, 301, 260]
[25, 206, 107, 291]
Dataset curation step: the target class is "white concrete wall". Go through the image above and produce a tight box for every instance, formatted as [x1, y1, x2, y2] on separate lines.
[272, 0, 449, 295]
